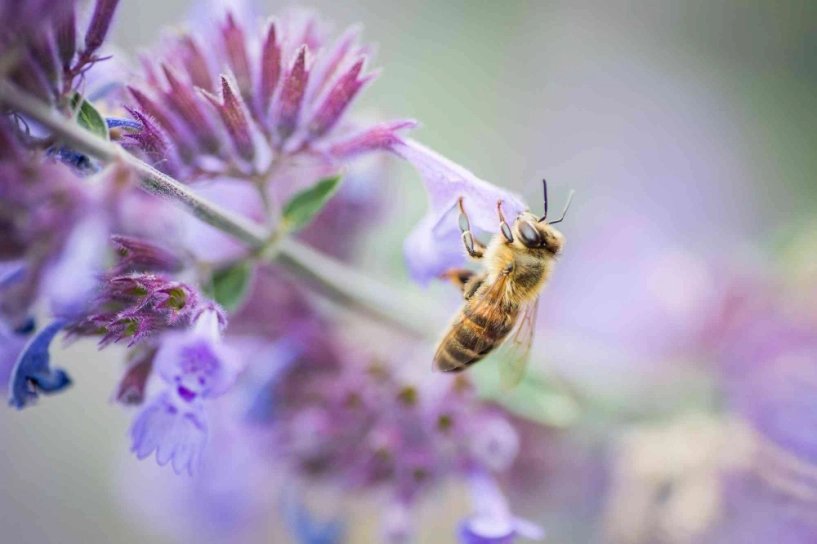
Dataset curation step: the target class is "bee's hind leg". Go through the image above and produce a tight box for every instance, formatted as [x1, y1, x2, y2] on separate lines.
[440, 268, 486, 300]
[458, 197, 486, 259]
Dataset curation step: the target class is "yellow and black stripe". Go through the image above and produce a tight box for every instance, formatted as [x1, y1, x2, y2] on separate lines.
[436, 302, 519, 372]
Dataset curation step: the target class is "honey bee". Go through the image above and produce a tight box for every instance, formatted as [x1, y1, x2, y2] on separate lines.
[434, 180, 574, 390]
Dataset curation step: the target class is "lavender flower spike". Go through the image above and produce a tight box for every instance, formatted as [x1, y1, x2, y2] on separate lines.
[130, 306, 240, 474]
[459, 472, 544, 544]
[392, 139, 527, 284]
[9, 319, 71, 409]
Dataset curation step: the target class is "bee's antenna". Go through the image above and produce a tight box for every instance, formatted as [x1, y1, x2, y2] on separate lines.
[548, 190, 575, 225]
[539, 178, 549, 222]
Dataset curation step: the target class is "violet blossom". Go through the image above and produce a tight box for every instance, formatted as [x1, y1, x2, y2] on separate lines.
[392, 139, 527, 284]
[459, 472, 544, 544]
[130, 305, 240, 475]
[8, 318, 71, 409]
[124, 4, 416, 194]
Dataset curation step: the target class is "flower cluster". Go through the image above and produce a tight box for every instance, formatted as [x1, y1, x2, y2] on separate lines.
[124, 7, 415, 190]
[0, 0, 548, 541]
[258, 346, 520, 502]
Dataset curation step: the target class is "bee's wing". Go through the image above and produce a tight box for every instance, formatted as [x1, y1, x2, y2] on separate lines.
[433, 270, 512, 372]
[497, 296, 539, 391]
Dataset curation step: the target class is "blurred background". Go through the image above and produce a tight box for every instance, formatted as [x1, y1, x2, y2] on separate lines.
[1, 1, 816, 543]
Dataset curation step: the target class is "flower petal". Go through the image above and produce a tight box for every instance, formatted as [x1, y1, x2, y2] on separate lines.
[459, 472, 544, 543]
[393, 139, 527, 284]
[153, 309, 239, 399]
[8, 318, 71, 409]
[130, 391, 208, 476]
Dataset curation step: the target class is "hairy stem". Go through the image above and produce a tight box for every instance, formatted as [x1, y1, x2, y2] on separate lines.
[0, 79, 442, 336]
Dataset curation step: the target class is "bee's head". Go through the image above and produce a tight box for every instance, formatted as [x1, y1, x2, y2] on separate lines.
[502, 179, 573, 253]
[513, 212, 565, 254]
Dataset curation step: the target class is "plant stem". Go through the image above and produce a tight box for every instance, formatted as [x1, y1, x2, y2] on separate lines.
[0, 79, 443, 336]
[276, 239, 444, 337]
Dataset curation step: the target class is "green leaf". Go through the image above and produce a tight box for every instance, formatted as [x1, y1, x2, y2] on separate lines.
[281, 174, 343, 232]
[207, 261, 253, 312]
[70, 92, 110, 141]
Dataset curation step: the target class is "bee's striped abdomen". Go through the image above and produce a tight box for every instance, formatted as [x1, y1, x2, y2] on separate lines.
[436, 303, 519, 372]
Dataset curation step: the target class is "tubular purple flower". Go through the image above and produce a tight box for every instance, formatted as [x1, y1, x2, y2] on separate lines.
[127, 86, 194, 161]
[0, 316, 31, 387]
[276, 45, 310, 142]
[307, 57, 377, 140]
[122, 106, 179, 170]
[220, 13, 253, 102]
[8, 318, 72, 409]
[303, 24, 362, 107]
[54, 3, 76, 68]
[392, 139, 527, 284]
[153, 306, 237, 401]
[83, 0, 121, 56]
[258, 21, 281, 116]
[458, 472, 544, 544]
[130, 306, 240, 474]
[201, 76, 256, 161]
[325, 119, 418, 159]
[130, 390, 209, 475]
[179, 35, 214, 92]
[162, 65, 221, 153]
[30, 33, 61, 86]
[110, 235, 184, 276]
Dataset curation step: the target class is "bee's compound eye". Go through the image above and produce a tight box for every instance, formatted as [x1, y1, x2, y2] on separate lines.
[518, 221, 540, 247]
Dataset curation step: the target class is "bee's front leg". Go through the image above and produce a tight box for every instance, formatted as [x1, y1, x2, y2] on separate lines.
[458, 197, 486, 259]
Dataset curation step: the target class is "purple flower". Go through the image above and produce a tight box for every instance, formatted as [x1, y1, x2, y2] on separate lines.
[391, 139, 527, 284]
[458, 472, 544, 544]
[2, 0, 122, 105]
[110, 235, 183, 276]
[130, 391, 209, 476]
[8, 318, 72, 409]
[0, 315, 32, 387]
[130, 307, 240, 474]
[124, 4, 415, 196]
[70, 272, 204, 347]
[246, 340, 524, 542]
[83, 0, 120, 56]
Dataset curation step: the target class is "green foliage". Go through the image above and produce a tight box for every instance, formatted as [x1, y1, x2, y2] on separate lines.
[206, 261, 253, 312]
[281, 174, 343, 232]
[70, 93, 110, 141]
